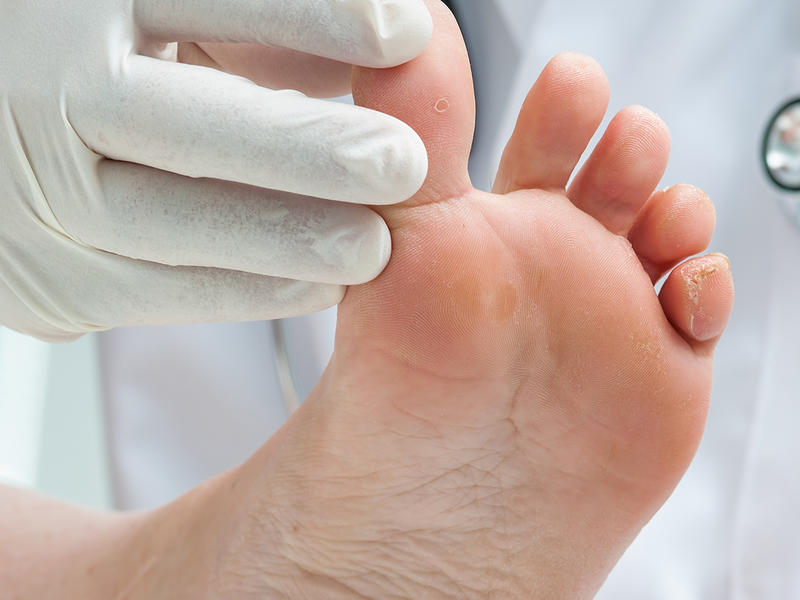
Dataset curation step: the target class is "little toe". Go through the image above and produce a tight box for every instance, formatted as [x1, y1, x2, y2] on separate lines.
[660, 254, 735, 355]
[568, 106, 671, 235]
[628, 184, 717, 282]
[492, 52, 609, 195]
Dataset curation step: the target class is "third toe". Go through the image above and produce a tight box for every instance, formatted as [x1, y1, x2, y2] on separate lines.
[568, 105, 671, 235]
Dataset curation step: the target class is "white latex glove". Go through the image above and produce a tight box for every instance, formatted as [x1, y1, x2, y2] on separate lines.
[0, 0, 431, 342]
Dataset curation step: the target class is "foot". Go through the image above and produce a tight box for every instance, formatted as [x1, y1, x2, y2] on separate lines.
[192, 2, 734, 597]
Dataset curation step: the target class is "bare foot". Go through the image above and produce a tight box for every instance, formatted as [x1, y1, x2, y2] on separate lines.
[176, 2, 734, 598]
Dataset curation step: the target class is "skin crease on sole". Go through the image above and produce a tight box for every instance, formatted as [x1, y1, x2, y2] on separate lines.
[153, 1, 736, 598]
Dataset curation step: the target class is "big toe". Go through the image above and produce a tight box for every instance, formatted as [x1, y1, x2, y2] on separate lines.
[352, 0, 475, 209]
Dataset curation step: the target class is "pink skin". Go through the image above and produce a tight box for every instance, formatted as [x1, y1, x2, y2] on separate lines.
[158, 2, 734, 597]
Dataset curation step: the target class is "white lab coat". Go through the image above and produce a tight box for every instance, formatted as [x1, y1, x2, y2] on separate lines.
[98, 0, 800, 597]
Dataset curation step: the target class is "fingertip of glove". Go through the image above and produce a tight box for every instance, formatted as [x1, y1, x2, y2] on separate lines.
[325, 209, 392, 285]
[291, 282, 346, 316]
[353, 213, 393, 284]
[367, 122, 429, 206]
[399, 126, 429, 201]
[360, 0, 433, 68]
[314, 284, 347, 310]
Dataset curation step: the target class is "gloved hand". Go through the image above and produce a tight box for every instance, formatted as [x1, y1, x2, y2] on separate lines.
[0, 0, 431, 341]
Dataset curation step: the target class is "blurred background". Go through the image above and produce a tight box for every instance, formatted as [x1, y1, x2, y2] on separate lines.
[0, 329, 110, 508]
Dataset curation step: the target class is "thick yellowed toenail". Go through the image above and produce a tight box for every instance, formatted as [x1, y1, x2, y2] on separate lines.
[683, 253, 730, 341]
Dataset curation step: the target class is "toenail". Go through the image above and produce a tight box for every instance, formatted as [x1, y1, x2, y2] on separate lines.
[683, 254, 730, 341]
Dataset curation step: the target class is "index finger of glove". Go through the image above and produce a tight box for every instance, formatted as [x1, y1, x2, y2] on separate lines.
[135, 0, 433, 68]
[70, 56, 428, 206]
